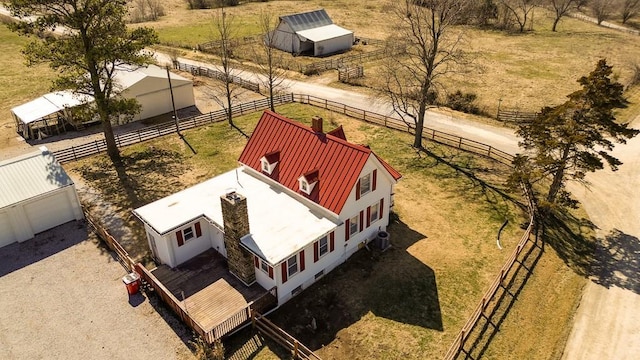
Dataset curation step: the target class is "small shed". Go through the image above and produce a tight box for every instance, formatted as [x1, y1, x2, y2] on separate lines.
[0, 147, 83, 249]
[269, 9, 353, 56]
[11, 64, 196, 139]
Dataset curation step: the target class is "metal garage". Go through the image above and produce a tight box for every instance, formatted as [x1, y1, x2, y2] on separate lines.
[0, 147, 83, 249]
[11, 64, 195, 139]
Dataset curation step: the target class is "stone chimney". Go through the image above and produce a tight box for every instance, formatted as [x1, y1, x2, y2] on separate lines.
[220, 191, 256, 285]
[311, 115, 323, 133]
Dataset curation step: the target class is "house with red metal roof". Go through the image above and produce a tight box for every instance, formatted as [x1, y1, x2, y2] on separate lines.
[133, 110, 401, 305]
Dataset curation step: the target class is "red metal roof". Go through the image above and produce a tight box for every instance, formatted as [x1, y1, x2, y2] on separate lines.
[239, 111, 401, 215]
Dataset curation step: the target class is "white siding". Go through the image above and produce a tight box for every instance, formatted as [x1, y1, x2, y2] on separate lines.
[170, 221, 211, 267]
[125, 83, 195, 121]
[313, 34, 353, 56]
[0, 210, 16, 248]
[339, 157, 394, 258]
[208, 225, 226, 257]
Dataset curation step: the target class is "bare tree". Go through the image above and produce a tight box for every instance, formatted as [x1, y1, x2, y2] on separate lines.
[380, 0, 472, 149]
[500, 0, 541, 32]
[548, 0, 578, 31]
[129, 0, 165, 23]
[212, 7, 241, 127]
[621, 0, 640, 23]
[591, 0, 615, 24]
[255, 11, 288, 112]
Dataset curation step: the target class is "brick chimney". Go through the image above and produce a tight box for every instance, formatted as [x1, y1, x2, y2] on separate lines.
[311, 115, 323, 133]
[220, 191, 256, 285]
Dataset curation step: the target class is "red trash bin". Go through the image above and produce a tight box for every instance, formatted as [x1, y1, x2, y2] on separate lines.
[122, 272, 141, 295]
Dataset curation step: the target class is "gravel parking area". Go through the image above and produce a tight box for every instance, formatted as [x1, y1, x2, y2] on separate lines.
[0, 221, 194, 360]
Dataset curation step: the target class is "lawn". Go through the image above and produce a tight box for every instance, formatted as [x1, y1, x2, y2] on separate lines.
[67, 102, 542, 358]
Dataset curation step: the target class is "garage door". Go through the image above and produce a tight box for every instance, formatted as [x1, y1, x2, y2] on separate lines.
[23, 190, 75, 234]
[0, 210, 16, 248]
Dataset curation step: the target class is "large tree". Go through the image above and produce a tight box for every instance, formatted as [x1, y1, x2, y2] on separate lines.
[499, 0, 541, 32]
[380, 0, 472, 149]
[212, 7, 240, 127]
[7, 0, 158, 161]
[621, 0, 640, 24]
[511, 59, 639, 211]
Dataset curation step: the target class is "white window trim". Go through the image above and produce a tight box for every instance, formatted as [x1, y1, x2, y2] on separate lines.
[370, 202, 380, 224]
[260, 158, 278, 175]
[298, 176, 317, 195]
[360, 173, 371, 197]
[349, 215, 359, 236]
[183, 226, 194, 241]
[260, 260, 271, 274]
[287, 255, 299, 277]
[318, 236, 329, 257]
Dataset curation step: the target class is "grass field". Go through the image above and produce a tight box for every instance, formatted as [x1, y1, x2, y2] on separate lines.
[143, 1, 640, 116]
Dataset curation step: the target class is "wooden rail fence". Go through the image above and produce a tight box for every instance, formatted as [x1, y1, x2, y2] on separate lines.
[496, 108, 538, 123]
[252, 311, 322, 360]
[338, 66, 364, 82]
[442, 182, 538, 360]
[174, 61, 260, 93]
[86, 208, 274, 343]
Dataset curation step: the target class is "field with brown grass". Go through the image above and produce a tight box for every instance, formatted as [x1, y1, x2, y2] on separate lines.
[141, 1, 640, 117]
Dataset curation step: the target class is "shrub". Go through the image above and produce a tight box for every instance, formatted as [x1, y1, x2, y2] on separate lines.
[446, 90, 480, 114]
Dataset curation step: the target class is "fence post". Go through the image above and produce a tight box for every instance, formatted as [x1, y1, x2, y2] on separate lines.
[294, 341, 299, 358]
[488, 146, 492, 158]
[72, 146, 78, 161]
[95, 140, 100, 153]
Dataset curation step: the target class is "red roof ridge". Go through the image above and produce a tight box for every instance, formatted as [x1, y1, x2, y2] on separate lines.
[262, 110, 371, 154]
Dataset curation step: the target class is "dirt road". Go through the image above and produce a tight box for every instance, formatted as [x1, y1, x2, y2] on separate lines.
[562, 114, 640, 360]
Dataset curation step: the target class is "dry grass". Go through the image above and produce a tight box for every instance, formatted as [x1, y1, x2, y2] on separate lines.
[142, 1, 640, 116]
[0, 25, 57, 150]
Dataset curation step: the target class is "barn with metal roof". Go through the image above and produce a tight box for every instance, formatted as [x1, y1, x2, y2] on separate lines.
[0, 147, 83, 249]
[269, 9, 354, 56]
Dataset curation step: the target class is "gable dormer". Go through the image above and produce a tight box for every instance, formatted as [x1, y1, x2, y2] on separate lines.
[298, 169, 319, 195]
[260, 151, 280, 175]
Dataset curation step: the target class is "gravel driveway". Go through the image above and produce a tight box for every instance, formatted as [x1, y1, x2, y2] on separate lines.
[0, 221, 194, 360]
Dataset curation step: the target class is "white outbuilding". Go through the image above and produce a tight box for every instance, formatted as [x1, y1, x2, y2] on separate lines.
[269, 9, 354, 56]
[0, 147, 83, 249]
[11, 64, 195, 139]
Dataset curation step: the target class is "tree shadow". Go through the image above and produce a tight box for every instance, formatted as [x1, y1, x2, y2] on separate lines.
[545, 209, 640, 294]
[263, 219, 442, 352]
[225, 327, 294, 360]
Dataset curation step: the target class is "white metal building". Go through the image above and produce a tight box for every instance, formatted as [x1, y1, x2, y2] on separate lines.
[11, 64, 195, 139]
[269, 9, 354, 56]
[0, 147, 83, 249]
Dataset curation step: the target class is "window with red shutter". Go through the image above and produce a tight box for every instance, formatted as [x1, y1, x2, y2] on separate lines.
[281, 263, 288, 283]
[356, 179, 361, 200]
[380, 198, 384, 218]
[359, 211, 364, 232]
[176, 231, 184, 246]
[194, 222, 202, 237]
[372, 169, 377, 191]
[254, 256, 259, 268]
[299, 250, 305, 272]
[366, 207, 371, 227]
[314, 242, 319, 262]
[345, 218, 350, 240]
[268, 266, 273, 279]
[329, 232, 335, 252]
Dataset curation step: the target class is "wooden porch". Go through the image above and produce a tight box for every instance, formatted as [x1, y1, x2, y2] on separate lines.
[144, 249, 277, 342]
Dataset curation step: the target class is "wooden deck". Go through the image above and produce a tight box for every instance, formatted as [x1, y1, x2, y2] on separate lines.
[151, 249, 271, 332]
